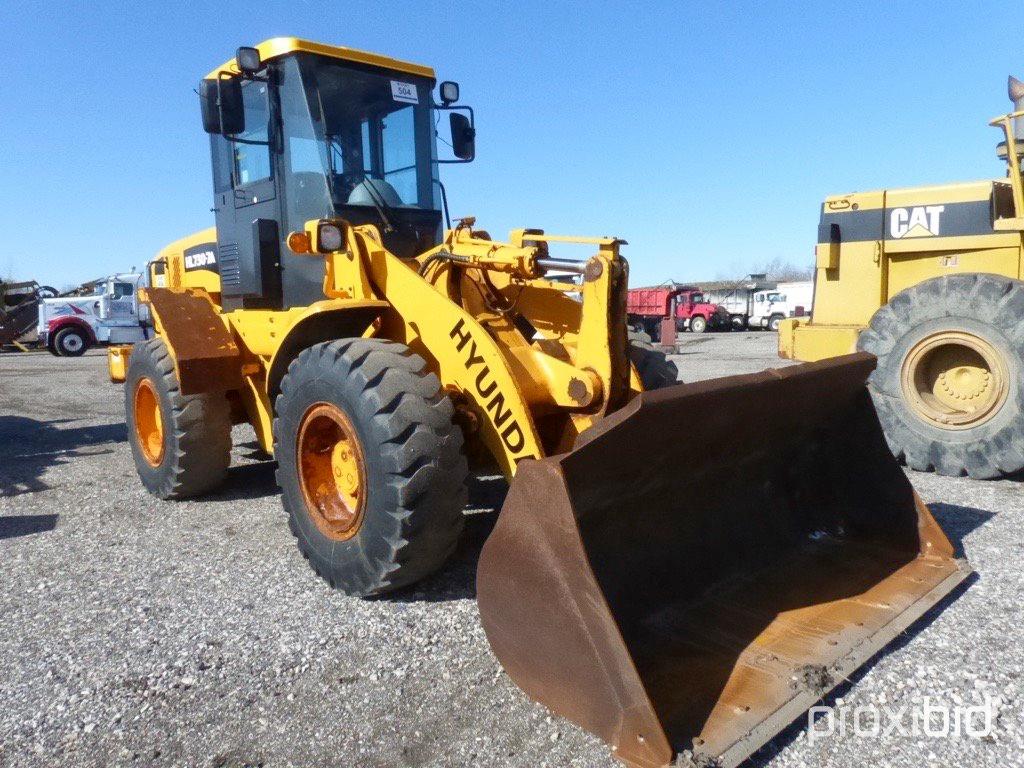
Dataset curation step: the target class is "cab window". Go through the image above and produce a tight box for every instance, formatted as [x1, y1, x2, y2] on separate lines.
[112, 283, 134, 299]
[381, 106, 417, 203]
[233, 82, 273, 186]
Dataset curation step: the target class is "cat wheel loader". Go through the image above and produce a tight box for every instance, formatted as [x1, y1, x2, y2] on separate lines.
[120, 38, 970, 768]
[780, 76, 1024, 479]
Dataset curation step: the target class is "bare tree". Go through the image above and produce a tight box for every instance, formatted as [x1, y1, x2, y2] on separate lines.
[716, 256, 813, 283]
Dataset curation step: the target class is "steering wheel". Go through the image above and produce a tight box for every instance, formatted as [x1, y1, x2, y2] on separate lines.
[332, 173, 365, 198]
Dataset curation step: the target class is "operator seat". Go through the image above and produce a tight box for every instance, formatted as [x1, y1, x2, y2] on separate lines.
[347, 178, 404, 207]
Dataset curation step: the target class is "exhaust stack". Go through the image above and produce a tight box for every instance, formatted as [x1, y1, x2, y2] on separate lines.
[1010, 75, 1024, 142]
[1000, 75, 1024, 160]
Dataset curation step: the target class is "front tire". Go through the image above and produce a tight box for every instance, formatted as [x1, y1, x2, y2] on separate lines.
[274, 339, 469, 596]
[768, 314, 784, 332]
[858, 273, 1024, 478]
[125, 338, 232, 498]
[689, 315, 707, 334]
[54, 327, 89, 357]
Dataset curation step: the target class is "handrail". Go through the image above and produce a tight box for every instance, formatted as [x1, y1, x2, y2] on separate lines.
[990, 111, 1024, 218]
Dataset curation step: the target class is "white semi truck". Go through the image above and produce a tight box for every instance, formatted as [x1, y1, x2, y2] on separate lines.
[38, 272, 152, 356]
[749, 280, 813, 331]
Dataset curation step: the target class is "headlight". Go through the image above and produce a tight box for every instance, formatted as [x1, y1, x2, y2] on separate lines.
[317, 222, 345, 252]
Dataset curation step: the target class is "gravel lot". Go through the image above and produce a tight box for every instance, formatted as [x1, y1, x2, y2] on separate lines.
[1, 332, 1022, 767]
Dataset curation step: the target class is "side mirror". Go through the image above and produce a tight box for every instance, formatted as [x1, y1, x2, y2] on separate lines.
[450, 112, 476, 161]
[200, 77, 244, 135]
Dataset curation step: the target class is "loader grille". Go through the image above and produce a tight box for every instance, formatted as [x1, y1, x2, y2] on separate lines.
[218, 242, 240, 290]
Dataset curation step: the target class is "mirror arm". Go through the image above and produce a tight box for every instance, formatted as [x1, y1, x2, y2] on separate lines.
[224, 136, 271, 147]
[433, 104, 475, 127]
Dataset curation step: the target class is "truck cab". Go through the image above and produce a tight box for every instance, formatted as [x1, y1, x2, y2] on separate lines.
[673, 289, 722, 333]
[750, 281, 813, 331]
[38, 273, 151, 356]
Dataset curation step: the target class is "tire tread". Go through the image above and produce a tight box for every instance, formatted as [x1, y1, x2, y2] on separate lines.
[126, 338, 232, 499]
[858, 273, 1024, 479]
[274, 339, 468, 596]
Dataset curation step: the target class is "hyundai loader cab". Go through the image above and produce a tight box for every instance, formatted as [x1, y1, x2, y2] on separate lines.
[120, 38, 969, 768]
[199, 40, 473, 310]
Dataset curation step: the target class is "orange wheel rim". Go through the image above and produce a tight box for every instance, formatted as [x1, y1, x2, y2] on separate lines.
[296, 403, 367, 541]
[134, 377, 164, 466]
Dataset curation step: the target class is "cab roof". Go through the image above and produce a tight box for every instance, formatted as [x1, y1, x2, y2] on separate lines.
[205, 37, 436, 81]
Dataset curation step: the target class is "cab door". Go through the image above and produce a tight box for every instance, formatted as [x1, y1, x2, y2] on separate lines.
[98, 281, 138, 325]
[213, 77, 282, 309]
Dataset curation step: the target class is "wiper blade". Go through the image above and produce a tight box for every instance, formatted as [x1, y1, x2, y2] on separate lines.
[355, 179, 395, 234]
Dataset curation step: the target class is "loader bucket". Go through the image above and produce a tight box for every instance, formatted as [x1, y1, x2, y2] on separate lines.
[477, 353, 970, 768]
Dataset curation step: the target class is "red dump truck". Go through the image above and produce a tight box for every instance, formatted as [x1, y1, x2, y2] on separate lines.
[627, 285, 725, 340]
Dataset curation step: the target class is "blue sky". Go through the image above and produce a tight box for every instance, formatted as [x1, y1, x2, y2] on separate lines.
[1, 1, 1019, 289]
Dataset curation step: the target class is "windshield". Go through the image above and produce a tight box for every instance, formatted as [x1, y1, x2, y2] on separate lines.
[296, 57, 438, 211]
[690, 293, 705, 304]
[264, 54, 445, 259]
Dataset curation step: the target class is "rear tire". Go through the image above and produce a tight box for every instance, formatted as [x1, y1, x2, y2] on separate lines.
[628, 330, 679, 390]
[689, 315, 707, 334]
[858, 273, 1024, 478]
[54, 327, 89, 357]
[125, 338, 232, 498]
[274, 339, 469, 596]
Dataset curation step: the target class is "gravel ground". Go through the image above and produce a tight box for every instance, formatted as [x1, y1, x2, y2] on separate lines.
[1, 332, 1021, 767]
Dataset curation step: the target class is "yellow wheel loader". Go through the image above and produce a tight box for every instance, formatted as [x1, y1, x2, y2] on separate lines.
[780, 76, 1024, 479]
[120, 38, 970, 768]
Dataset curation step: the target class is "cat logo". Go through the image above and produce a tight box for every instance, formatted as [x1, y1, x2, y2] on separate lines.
[889, 205, 944, 239]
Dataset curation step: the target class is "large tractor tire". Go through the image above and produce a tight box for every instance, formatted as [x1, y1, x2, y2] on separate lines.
[125, 338, 233, 498]
[858, 273, 1024, 478]
[274, 339, 469, 596]
[53, 326, 89, 357]
[628, 330, 679, 390]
